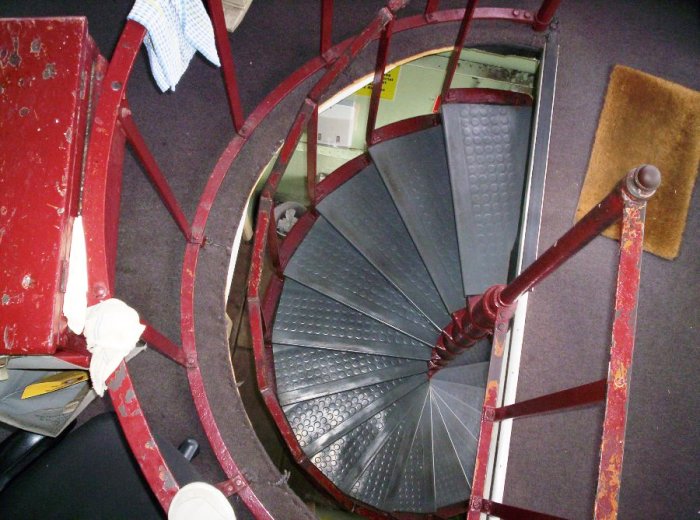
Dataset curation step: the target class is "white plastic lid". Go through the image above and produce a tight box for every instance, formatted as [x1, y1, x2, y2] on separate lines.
[168, 482, 237, 520]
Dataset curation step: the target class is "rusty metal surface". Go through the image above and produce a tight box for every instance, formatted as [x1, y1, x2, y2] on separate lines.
[594, 200, 647, 519]
[0, 17, 97, 354]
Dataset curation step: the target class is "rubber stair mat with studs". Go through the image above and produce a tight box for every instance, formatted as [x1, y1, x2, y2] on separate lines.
[442, 102, 533, 295]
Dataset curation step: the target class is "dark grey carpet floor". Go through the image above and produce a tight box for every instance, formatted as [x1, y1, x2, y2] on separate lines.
[1, 1, 698, 519]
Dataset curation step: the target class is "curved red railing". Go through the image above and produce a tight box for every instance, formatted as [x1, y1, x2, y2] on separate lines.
[77, 0, 566, 518]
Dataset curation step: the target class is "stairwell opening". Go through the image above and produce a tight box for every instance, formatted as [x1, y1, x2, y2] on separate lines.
[225, 45, 546, 518]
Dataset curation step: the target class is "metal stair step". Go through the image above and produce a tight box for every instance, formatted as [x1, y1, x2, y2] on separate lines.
[273, 344, 423, 399]
[432, 380, 485, 438]
[318, 163, 449, 328]
[349, 385, 428, 509]
[272, 280, 432, 360]
[285, 374, 425, 457]
[431, 360, 490, 387]
[277, 361, 426, 406]
[430, 389, 471, 508]
[442, 102, 532, 295]
[317, 382, 429, 496]
[439, 336, 492, 368]
[285, 217, 438, 345]
[385, 390, 435, 513]
[432, 387, 479, 489]
[370, 126, 465, 312]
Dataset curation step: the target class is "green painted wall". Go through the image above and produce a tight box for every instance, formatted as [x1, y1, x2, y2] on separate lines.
[255, 48, 538, 209]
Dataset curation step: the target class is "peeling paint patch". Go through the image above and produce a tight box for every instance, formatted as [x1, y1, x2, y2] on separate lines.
[125, 388, 136, 403]
[42, 62, 57, 80]
[159, 465, 178, 491]
[21, 274, 34, 289]
[0, 37, 22, 68]
[30, 38, 41, 55]
[118, 403, 127, 417]
[3, 324, 17, 350]
[64, 127, 72, 143]
[18, 107, 30, 117]
[107, 364, 127, 390]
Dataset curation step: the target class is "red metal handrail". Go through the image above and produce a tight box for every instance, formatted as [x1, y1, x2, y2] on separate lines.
[430, 165, 660, 371]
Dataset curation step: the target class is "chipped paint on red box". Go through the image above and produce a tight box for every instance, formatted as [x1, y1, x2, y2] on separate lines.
[0, 18, 98, 354]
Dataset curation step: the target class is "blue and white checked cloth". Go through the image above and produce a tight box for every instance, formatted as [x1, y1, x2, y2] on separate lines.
[128, 0, 221, 92]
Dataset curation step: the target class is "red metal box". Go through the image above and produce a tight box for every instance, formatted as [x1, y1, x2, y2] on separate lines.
[1, 18, 98, 354]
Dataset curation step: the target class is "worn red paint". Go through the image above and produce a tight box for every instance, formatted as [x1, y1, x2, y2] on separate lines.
[320, 0, 334, 57]
[0, 18, 98, 354]
[493, 379, 606, 421]
[141, 321, 189, 367]
[83, 20, 145, 307]
[594, 201, 646, 519]
[467, 311, 508, 520]
[481, 499, 567, 519]
[306, 105, 319, 207]
[107, 361, 179, 510]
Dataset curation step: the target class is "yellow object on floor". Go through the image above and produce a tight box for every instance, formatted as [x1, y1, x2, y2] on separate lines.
[21, 370, 89, 399]
[576, 65, 700, 260]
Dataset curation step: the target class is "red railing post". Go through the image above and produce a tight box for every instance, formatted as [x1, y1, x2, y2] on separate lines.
[430, 165, 660, 372]
[306, 106, 319, 207]
[366, 17, 394, 145]
[533, 0, 562, 31]
[440, 0, 479, 102]
[594, 189, 649, 519]
[320, 0, 334, 58]
[206, 0, 245, 133]
[424, 0, 441, 20]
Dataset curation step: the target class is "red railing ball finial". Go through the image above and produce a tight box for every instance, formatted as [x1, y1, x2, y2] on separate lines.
[625, 164, 661, 201]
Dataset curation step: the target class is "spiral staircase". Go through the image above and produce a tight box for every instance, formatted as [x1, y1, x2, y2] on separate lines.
[0, 1, 661, 518]
[260, 95, 532, 514]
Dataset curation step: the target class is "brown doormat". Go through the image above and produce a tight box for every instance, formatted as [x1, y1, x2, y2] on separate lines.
[575, 65, 700, 260]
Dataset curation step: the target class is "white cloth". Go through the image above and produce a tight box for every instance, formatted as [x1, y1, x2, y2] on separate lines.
[128, 0, 221, 92]
[169, 482, 236, 520]
[83, 299, 146, 396]
[63, 216, 88, 334]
